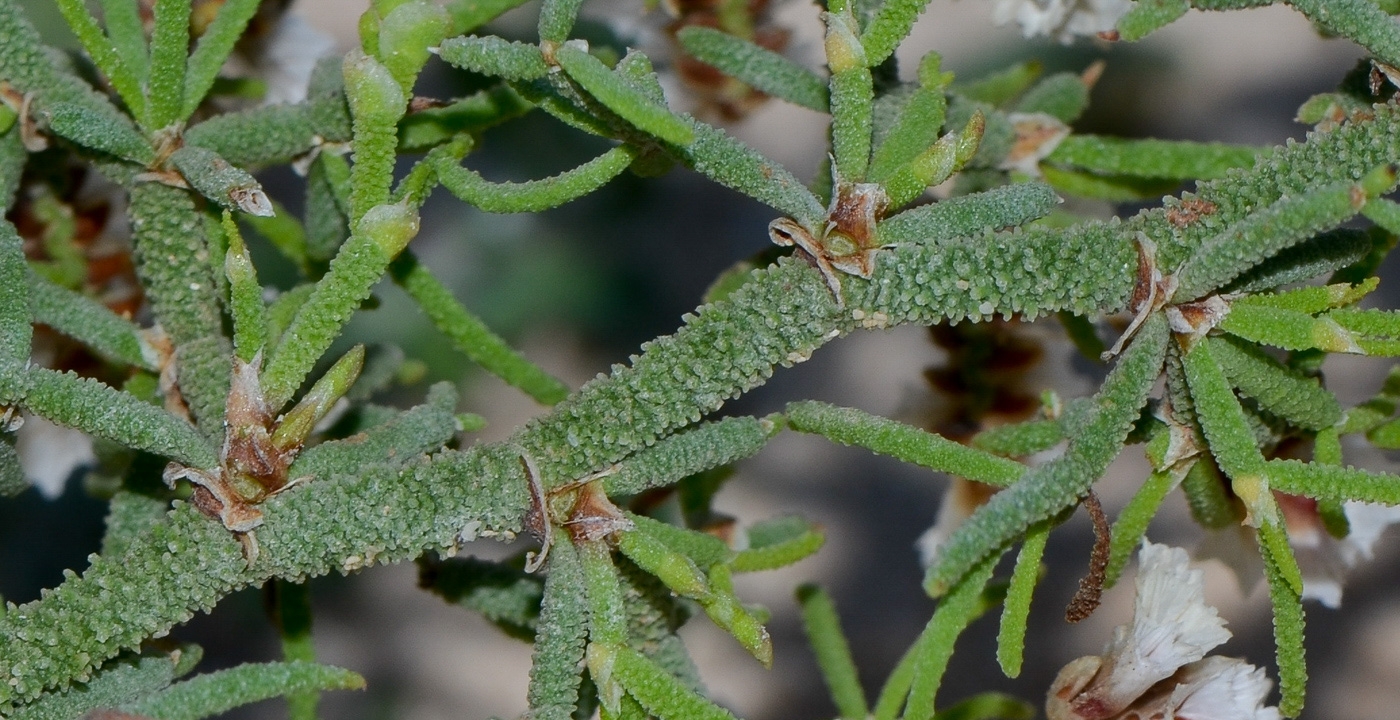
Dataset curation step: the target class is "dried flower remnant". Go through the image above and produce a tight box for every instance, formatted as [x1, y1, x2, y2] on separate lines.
[993, 0, 1133, 44]
[1047, 541, 1248, 720]
[769, 182, 888, 303]
[1001, 113, 1071, 176]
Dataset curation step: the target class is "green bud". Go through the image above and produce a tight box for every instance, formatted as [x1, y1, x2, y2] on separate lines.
[378, 2, 451, 92]
[271, 344, 367, 451]
[358, 202, 421, 255]
[823, 9, 866, 74]
[344, 49, 408, 128]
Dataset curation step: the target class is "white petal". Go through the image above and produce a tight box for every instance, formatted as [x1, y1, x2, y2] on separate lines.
[1171, 656, 1282, 720]
[1089, 542, 1231, 711]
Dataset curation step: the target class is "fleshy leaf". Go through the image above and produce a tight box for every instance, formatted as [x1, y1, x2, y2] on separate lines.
[554, 45, 694, 146]
[785, 400, 1026, 486]
[996, 520, 1049, 678]
[122, 661, 365, 720]
[797, 584, 869, 720]
[675, 26, 828, 112]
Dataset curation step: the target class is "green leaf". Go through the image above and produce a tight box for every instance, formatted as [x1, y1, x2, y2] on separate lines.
[1105, 465, 1184, 588]
[261, 202, 419, 411]
[446, 0, 537, 34]
[269, 580, 320, 720]
[786, 400, 1025, 485]
[1181, 336, 1268, 486]
[420, 556, 544, 640]
[604, 645, 740, 720]
[0, 437, 25, 498]
[530, 539, 591, 720]
[1225, 228, 1375, 294]
[289, 379, 459, 481]
[555, 45, 694, 146]
[860, 0, 934, 67]
[971, 419, 1064, 458]
[932, 692, 1035, 720]
[1116, 0, 1189, 40]
[54, 0, 148, 123]
[626, 513, 731, 569]
[731, 515, 824, 571]
[869, 54, 949, 185]
[904, 554, 998, 720]
[1207, 335, 1341, 430]
[1290, 0, 1400, 67]
[675, 122, 828, 229]
[376, 1, 451, 93]
[0, 221, 30, 365]
[1174, 165, 1397, 301]
[171, 147, 274, 220]
[270, 345, 367, 450]
[924, 313, 1167, 596]
[598, 416, 773, 496]
[876, 182, 1060, 245]
[826, 7, 873, 182]
[1046, 135, 1259, 180]
[128, 182, 232, 430]
[123, 661, 364, 720]
[1040, 165, 1180, 202]
[881, 112, 984, 209]
[953, 61, 1042, 108]
[797, 585, 868, 720]
[42, 101, 154, 164]
[437, 36, 551, 80]
[29, 270, 154, 370]
[398, 84, 535, 152]
[538, 0, 586, 44]
[2, 364, 218, 468]
[1255, 520, 1307, 717]
[1014, 72, 1091, 124]
[344, 50, 408, 223]
[389, 251, 570, 404]
[99, 0, 148, 88]
[578, 540, 627, 647]
[182, 0, 261, 120]
[11, 648, 193, 720]
[675, 26, 828, 112]
[996, 520, 1048, 678]
[147, 0, 191, 129]
[1219, 304, 1362, 355]
[436, 143, 640, 213]
[1266, 458, 1400, 505]
[183, 92, 353, 168]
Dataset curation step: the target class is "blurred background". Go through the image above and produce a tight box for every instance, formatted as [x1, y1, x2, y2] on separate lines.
[5, 0, 1400, 718]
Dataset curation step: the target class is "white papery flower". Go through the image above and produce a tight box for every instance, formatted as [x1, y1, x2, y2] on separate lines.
[1096, 542, 1231, 707]
[1048, 541, 1232, 719]
[992, 0, 1133, 44]
[1170, 656, 1282, 720]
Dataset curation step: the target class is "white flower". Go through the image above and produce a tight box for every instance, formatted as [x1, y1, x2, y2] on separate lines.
[1203, 494, 1400, 608]
[1170, 656, 1282, 720]
[1048, 541, 1232, 719]
[992, 0, 1133, 44]
[1278, 494, 1400, 609]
